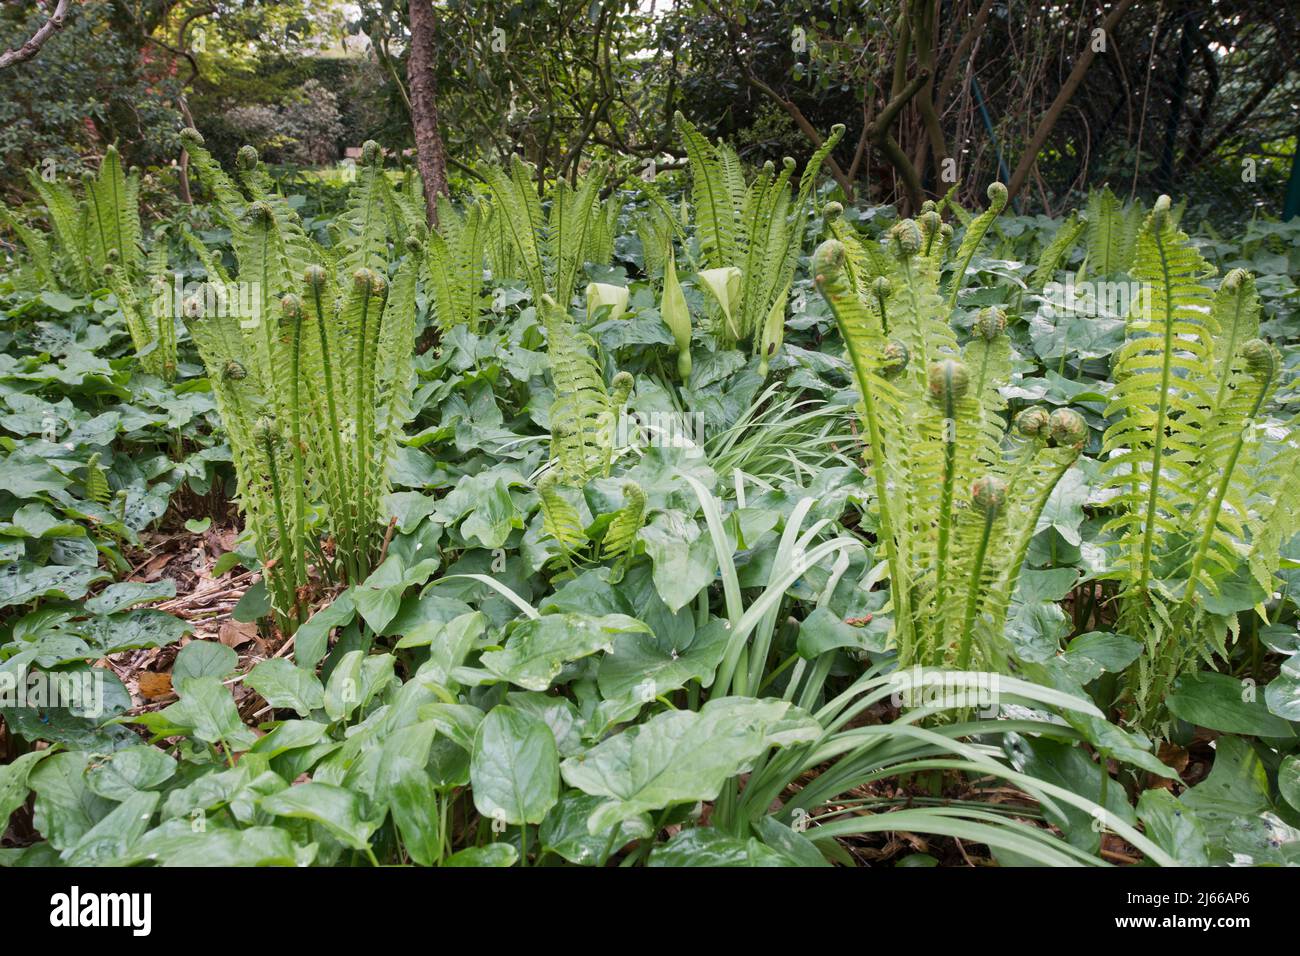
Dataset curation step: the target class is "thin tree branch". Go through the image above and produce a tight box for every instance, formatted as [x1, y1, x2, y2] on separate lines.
[0, 0, 73, 70]
[1007, 0, 1137, 201]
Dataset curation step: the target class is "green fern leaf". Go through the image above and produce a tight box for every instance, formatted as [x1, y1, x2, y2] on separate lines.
[602, 482, 647, 559]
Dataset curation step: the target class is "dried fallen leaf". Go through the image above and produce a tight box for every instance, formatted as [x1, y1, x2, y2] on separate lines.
[219, 619, 257, 649]
[137, 672, 173, 700]
[138, 552, 175, 582]
[1149, 742, 1190, 790]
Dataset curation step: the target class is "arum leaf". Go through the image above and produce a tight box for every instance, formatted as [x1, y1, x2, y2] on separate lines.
[561, 697, 817, 832]
[85, 746, 176, 801]
[648, 827, 787, 867]
[261, 782, 380, 851]
[29, 752, 116, 850]
[61, 791, 160, 866]
[294, 590, 356, 670]
[597, 617, 729, 706]
[539, 791, 653, 865]
[157, 675, 257, 750]
[470, 705, 559, 826]
[246, 658, 325, 717]
[0, 563, 111, 611]
[323, 651, 395, 722]
[1137, 788, 1209, 866]
[1167, 671, 1296, 737]
[0, 750, 53, 824]
[132, 823, 305, 867]
[173, 641, 237, 683]
[83, 580, 175, 615]
[796, 607, 877, 659]
[444, 843, 518, 867]
[480, 613, 650, 691]
[1057, 631, 1141, 684]
[379, 721, 441, 866]
[1279, 755, 1300, 813]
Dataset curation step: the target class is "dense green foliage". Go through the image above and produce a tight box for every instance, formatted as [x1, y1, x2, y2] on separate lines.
[1, 108, 1299, 867]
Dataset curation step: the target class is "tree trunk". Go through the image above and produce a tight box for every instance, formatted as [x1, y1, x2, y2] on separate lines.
[407, 0, 449, 226]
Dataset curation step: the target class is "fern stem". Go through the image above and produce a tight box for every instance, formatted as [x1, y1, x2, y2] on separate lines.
[815, 250, 914, 654]
[352, 288, 374, 575]
[288, 307, 308, 598]
[310, 281, 353, 582]
[934, 380, 959, 608]
[260, 431, 300, 628]
[1136, 226, 1177, 596]
[1177, 382, 1269, 617]
[956, 506, 998, 670]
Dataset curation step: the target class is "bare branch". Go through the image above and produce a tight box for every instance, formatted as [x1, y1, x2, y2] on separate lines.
[0, 0, 73, 70]
[1007, 0, 1137, 201]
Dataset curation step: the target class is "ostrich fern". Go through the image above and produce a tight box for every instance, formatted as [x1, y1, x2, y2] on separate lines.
[540, 293, 633, 484]
[3, 147, 176, 378]
[426, 195, 489, 332]
[479, 156, 612, 307]
[675, 113, 844, 369]
[1102, 197, 1297, 729]
[180, 131, 419, 630]
[1083, 186, 1144, 278]
[812, 201, 1084, 672]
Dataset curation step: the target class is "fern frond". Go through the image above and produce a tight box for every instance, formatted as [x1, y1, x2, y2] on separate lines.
[821, 203, 890, 292]
[181, 225, 233, 286]
[298, 263, 351, 568]
[951, 476, 1010, 668]
[1177, 340, 1279, 604]
[1084, 186, 1140, 277]
[813, 238, 914, 652]
[602, 482, 646, 558]
[374, 241, 421, 496]
[82, 146, 143, 281]
[1032, 211, 1084, 287]
[27, 170, 90, 290]
[884, 221, 957, 380]
[382, 167, 431, 246]
[585, 190, 619, 268]
[83, 453, 111, 505]
[972, 433, 1083, 668]
[537, 471, 588, 556]
[676, 112, 738, 268]
[962, 308, 1012, 467]
[425, 195, 487, 331]
[481, 157, 547, 300]
[1208, 269, 1260, 408]
[945, 181, 1008, 311]
[336, 142, 391, 277]
[235, 202, 295, 402]
[0, 206, 60, 289]
[179, 128, 249, 225]
[1102, 196, 1217, 598]
[1247, 421, 1300, 596]
[105, 266, 155, 368]
[543, 294, 613, 482]
[549, 165, 606, 306]
[233, 146, 321, 281]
